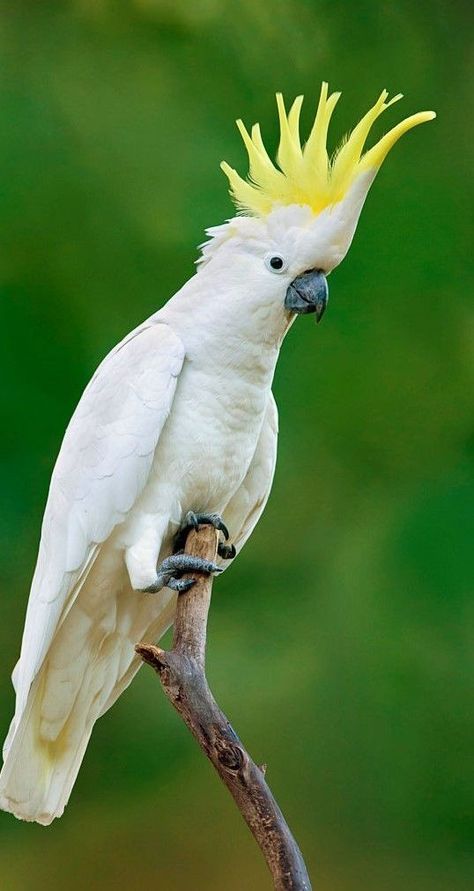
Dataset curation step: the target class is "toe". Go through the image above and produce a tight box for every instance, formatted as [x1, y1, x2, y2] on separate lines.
[209, 514, 229, 540]
[179, 557, 222, 574]
[175, 511, 230, 547]
[159, 554, 223, 576]
[185, 510, 199, 530]
[207, 561, 224, 574]
[142, 581, 161, 594]
[217, 521, 229, 541]
[168, 577, 196, 593]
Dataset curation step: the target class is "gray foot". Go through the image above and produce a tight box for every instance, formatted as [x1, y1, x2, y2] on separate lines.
[174, 511, 230, 551]
[218, 542, 236, 560]
[143, 553, 223, 594]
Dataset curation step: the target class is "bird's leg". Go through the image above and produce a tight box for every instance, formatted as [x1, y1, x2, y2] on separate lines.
[174, 511, 230, 552]
[142, 553, 223, 595]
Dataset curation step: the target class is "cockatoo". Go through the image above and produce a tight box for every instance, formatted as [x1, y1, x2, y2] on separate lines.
[0, 84, 434, 824]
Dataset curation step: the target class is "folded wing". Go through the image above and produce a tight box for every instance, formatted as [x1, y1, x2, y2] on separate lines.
[10, 321, 185, 729]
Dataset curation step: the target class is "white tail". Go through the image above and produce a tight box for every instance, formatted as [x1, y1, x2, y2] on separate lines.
[0, 679, 97, 825]
[0, 577, 177, 825]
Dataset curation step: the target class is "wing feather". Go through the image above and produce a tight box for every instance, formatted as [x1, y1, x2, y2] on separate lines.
[13, 321, 185, 718]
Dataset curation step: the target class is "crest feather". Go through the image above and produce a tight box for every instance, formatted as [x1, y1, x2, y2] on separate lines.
[221, 83, 435, 216]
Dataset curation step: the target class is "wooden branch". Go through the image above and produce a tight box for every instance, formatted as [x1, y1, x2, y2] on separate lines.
[136, 524, 312, 891]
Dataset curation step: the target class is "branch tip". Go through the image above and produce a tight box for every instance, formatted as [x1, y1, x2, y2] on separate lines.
[135, 643, 167, 670]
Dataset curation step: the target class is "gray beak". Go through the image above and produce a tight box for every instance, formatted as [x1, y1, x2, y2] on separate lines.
[284, 269, 329, 323]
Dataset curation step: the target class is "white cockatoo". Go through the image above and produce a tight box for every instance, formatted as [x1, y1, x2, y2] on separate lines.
[0, 84, 434, 824]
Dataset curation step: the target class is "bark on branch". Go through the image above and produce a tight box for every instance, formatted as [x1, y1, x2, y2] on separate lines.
[136, 524, 312, 890]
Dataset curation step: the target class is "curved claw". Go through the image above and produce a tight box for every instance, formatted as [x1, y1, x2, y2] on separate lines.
[218, 542, 236, 560]
[184, 511, 229, 540]
[174, 511, 230, 551]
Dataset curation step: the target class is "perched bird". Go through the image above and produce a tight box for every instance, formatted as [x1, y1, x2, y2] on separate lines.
[0, 84, 435, 824]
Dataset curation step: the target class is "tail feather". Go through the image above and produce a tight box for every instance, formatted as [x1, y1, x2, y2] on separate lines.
[0, 697, 95, 825]
[0, 583, 177, 825]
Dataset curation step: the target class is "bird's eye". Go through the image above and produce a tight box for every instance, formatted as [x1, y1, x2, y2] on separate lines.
[264, 253, 287, 274]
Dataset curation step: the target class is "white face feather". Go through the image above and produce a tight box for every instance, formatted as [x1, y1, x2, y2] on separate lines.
[198, 169, 376, 282]
[163, 169, 377, 354]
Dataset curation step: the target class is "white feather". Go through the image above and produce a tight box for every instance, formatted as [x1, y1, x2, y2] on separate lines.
[2, 194, 333, 825]
[0, 321, 184, 822]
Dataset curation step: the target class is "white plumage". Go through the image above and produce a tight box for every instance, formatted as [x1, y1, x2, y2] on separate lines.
[0, 83, 434, 823]
[0, 246, 281, 824]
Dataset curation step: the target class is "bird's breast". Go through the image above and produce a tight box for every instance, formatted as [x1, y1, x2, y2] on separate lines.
[141, 358, 273, 522]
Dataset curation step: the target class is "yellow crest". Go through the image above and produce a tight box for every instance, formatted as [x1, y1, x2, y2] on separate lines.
[221, 83, 435, 217]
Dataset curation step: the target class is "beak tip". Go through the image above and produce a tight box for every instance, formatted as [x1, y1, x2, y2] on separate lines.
[315, 292, 328, 323]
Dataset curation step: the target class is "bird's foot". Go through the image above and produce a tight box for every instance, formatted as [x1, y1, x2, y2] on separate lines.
[143, 553, 223, 594]
[174, 511, 230, 552]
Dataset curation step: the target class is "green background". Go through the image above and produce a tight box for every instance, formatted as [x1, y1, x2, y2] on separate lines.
[0, 1, 472, 888]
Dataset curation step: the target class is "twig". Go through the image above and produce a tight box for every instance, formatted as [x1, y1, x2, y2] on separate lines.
[136, 524, 312, 890]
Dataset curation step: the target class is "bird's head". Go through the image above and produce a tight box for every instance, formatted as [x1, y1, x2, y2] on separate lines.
[198, 84, 435, 328]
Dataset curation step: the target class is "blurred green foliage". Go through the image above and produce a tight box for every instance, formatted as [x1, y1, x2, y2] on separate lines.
[0, 1, 472, 889]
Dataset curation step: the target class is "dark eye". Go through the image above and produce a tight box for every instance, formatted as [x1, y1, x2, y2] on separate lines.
[264, 253, 287, 274]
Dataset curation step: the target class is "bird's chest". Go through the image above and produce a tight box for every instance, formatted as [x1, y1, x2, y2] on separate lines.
[150, 360, 271, 515]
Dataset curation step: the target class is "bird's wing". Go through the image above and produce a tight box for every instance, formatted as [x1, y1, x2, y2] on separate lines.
[224, 392, 278, 556]
[14, 321, 185, 714]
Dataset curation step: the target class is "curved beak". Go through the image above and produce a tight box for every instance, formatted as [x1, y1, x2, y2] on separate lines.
[284, 269, 329, 323]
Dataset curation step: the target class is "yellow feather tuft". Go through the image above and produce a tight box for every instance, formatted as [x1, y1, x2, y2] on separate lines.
[221, 84, 435, 216]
